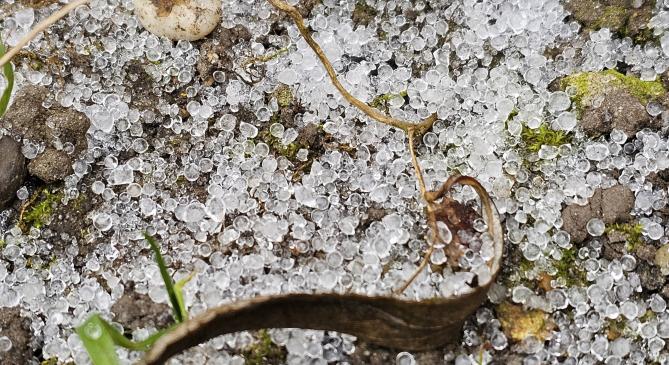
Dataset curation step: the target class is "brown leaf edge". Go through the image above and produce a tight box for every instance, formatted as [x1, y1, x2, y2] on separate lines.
[140, 176, 503, 364]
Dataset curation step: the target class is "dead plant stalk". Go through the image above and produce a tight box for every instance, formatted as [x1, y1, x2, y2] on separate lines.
[266, 0, 445, 294]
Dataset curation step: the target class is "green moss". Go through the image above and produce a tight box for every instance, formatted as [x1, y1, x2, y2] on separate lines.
[561, 69, 666, 113]
[258, 127, 301, 160]
[41, 358, 59, 365]
[20, 188, 64, 231]
[552, 248, 587, 287]
[369, 90, 407, 112]
[521, 123, 572, 153]
[605, 317, 627, 340]
[27, 255, 57, 271]
[242, 330, 286, 365]
[519, 257, 534, 274]
[507, 108, 519, 121]
[605, 222, 644, 251]
[273, 85, 294, 108]
[593, 6, 627, 30]
[0, 239, 5, 249]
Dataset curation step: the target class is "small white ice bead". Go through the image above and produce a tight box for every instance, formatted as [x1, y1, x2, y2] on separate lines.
[396, 352, 415, 365]
[134, 0, 221, 41]
[0, 336, 12, 352]
[586, 218, 605, 237]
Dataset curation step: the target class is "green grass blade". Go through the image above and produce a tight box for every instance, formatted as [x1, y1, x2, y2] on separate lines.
[0, 36, 14, 117]
[144, 234, 184, 323]
[174, 272, 195, 321]
[98, 317, 171, 351]
[76, 315, 121, 365]
[77, 314, 174, 364]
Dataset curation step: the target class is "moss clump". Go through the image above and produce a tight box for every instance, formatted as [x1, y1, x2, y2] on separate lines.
[561, 69, 665, 113]
[20, 188, 64, 232]
[605, 222, 644, 251]
[521, 123, 572, 153]
[27, 255, 57, 271]
[273, 85, 294, 108]
[605, 317, 627, 340]
[242, 330, 287, 365]
[593, 6, 628, 30]
[258, 127, 301, 161]
[552, 248, 587, 287]
[369, 90, 407, 112]
[496, 302, 555, 342]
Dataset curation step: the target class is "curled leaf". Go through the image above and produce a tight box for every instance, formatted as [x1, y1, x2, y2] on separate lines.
[140, 176, 504, 364]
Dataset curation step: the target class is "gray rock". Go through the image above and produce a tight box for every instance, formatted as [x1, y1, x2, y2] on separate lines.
[580, 90, 659, 138]
[561, 185, 635, 244]
[601, 185, 636, 224]
[0, 136, 26, 209]
[27, 148, 74, 183]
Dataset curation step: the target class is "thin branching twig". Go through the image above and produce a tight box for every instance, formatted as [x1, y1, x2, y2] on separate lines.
[266, 0, 437, 138]
[267, 0, 447, 294]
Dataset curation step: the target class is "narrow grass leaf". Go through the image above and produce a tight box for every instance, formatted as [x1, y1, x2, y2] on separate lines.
[98, 317, 171, 351]
[76, 315, 121, 365]
[0, 36, 15, 117]
[78, 314, 174, 364]
[144, 234, 184, 323]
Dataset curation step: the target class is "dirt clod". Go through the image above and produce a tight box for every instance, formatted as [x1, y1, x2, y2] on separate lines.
[638, 262, 665, 292]
[561, 185, 635, 244]
[0, 307, 33, 365]
[580, 90, 658, 138]
[196, 25, 252, 85]
[111, 282, 174, 330]
[27, 148, 73, 183]
[3, 86, 89, 182]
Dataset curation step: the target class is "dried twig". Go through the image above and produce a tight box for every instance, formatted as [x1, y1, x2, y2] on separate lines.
[140, 177, 504, 364]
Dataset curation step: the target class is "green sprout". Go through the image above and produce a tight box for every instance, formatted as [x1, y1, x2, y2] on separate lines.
[0, 35, 15, 117]
[369, 90, 407, 112]
[605, 222, 644, 251]
[552, 248, 587, 287]
[521, 123, 572, 153]
[20, 188, 64, 232]
[77, 234, 193, 365]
